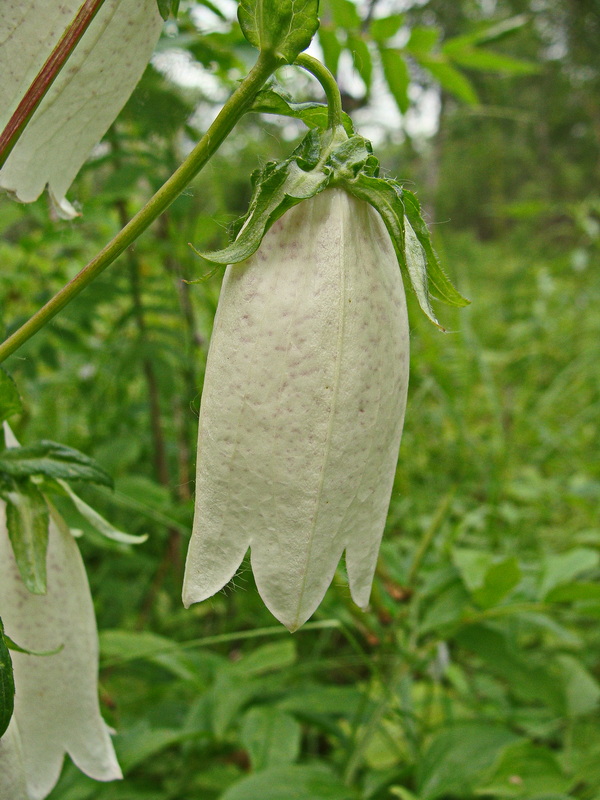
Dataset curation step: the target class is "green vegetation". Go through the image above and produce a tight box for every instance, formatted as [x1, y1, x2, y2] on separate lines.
[1, 1, 599, 798]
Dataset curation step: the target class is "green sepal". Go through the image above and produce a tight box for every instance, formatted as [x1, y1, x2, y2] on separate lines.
[238, 0, 319, 64]
[192, 134, 336, 269]
[0, 616, 15, 739]
[250, 84, 355, 135]
[402, 189, 470, 308]
[1, 478, 49, 595]
[0, 369, 22, 425]
[0, 440, 113, 488]
[191, 120, 467, 328]
[156, 0, 180, 20]
[341, 173, 442, 328]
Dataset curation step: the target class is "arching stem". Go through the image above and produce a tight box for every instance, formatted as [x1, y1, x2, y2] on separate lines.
[294, 53, 344, 130]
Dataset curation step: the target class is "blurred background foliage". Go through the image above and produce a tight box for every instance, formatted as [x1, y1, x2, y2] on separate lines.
[1, 0, 599, 798]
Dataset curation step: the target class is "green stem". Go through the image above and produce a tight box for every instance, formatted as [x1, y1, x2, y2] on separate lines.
[0, 0, 108, 170]
[0, 52, 278, 364]
[294, 53, 343, 130]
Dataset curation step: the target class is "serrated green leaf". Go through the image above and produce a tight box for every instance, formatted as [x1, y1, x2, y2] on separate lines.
[402, 189, 470, 307]
[0, 441, 113, 487]
[2, 480, 49, 594]
[415, 55, 478, 104]
[250, 85, 355, 134]
[0, 369, 22, 425]
[238, 0, 319, 63]
[370, 14, 404, 43]
[0, 617, 15, 739]
[56, 479, 148, 545]
[379, 48, 410, 114]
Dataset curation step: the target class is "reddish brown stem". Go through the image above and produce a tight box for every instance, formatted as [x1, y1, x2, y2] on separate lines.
[0, 0, 107, 169]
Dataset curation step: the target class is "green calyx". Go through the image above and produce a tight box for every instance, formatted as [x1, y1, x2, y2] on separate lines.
[191, 122, 469, 329]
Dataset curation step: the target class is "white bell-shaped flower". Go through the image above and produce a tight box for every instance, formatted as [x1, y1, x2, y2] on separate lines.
[0, 431, 121, 799]
[183, 190, 410, 631]
[0, 0, 163, 217]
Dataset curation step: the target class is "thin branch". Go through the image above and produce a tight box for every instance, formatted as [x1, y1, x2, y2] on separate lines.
[0, 51, 278, 364]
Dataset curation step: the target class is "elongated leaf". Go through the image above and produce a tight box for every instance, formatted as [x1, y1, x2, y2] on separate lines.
[0, 369, 22, 425]
[238, 0, 319, 63]
[250, 85, 355, 134]
[444, 45, 539, 75]
[370, 14, 404, 43]
[379, 47, 410, 113]
[56, 479, 148, 545]
[402, 189, 470, 307]
[0, 441, 112, 487]
[416, 54, 478, 104]
[0, 617, 15, 739]
[2, 480, 49, 594]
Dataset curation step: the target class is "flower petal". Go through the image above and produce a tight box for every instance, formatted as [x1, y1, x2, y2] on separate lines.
[0, 500, 122, 799]
[0, 0, 163, 213]
[184, 190, 409, 630]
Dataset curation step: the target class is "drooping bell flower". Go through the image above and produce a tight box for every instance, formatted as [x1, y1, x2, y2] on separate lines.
[181, 110, 468, 632]
[0, 433, 121, 799]
[183, 189, 410, 631]
[0, 0, 163, 217]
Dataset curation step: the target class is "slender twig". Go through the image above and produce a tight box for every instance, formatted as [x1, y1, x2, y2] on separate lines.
[0, 51, 278, 364]
[0, 0, 108, 169]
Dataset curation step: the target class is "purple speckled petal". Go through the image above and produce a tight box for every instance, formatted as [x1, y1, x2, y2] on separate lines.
[183, 190, 409, 631]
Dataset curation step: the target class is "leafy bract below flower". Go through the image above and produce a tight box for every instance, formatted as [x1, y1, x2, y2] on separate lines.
[0, 0, 163, 218]
[0, 429, 121, 798]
